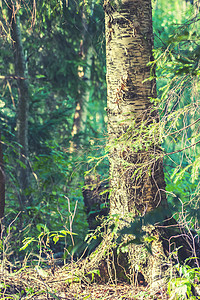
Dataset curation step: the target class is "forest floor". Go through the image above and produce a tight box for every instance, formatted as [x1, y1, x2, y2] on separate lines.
[54, 282, 169, 299]
[1, 264, 170, 299]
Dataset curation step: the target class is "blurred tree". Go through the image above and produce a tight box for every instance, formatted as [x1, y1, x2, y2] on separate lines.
[70, 0, 106, 152]
[70, 3, 94, 151]
[0, 133, 5, 227]
[8, 1, 31, 209]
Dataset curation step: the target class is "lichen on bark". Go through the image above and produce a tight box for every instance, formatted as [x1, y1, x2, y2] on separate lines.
[105, 0, 167, 218]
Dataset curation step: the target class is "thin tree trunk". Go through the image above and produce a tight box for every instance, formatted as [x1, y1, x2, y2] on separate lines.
[71, 47, 93, 149]
[70, 5, 94, 152]
[9, 5, 30, 207]
[0, 133, 5, 233]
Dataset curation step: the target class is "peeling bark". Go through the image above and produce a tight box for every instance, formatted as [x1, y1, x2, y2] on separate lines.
[105, 0, 167, 217]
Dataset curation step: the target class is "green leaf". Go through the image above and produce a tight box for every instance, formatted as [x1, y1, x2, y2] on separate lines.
[36, 74, 46, 79]
[20, 238, 36, 251]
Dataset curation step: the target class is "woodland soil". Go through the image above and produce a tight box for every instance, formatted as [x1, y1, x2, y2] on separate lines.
[1, 265, 169, 299]
[53, 282, 169, 299]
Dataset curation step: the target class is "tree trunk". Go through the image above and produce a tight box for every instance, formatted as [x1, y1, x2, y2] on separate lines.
[103, 0, 168, 285]
[82, 174, 109, 230]
[70, 6, 94, 152]
[105, 0, 167, 216]
[0, 133, 5, 233]
[70, 47, 93, 149]
[100, 0, 194, 286]
[9, 5, 30, 208]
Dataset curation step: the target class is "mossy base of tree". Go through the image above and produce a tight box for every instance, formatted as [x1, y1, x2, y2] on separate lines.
[81, 219, 198, 287]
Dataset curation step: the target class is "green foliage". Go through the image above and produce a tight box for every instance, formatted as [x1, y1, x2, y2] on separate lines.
[151, 0, 200, 226]
[0, 0, 107, 263]
[168, 263, 200, 299]
[20, 226, 77, 255]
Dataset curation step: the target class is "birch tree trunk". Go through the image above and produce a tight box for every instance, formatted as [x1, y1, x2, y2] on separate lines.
[105, 0, 167, 218]
[76, 0, 196, 287]
[103, 0, 192, 286]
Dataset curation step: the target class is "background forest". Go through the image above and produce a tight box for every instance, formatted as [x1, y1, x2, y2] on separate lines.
[0, 0, 200, 278]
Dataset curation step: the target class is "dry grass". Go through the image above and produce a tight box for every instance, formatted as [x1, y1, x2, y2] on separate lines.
[0, 261, 169, 299]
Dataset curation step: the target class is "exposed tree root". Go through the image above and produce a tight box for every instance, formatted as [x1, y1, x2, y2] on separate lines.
[78, 216, 200, 288]
[1, 218, 200, 299]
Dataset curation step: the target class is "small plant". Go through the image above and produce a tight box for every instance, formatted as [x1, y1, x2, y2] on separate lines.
[168, 263, 200, 299]
[20, 225, 77, 267]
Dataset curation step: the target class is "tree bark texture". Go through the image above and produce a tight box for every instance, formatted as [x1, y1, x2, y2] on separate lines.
[82, 175, 109, 230]
[9, 7, 30, 206]
[104, 0, 168, 217]
[103, 0, 176, 286]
